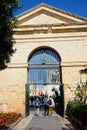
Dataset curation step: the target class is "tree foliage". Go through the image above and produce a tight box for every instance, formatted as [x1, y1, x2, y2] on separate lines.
[75, 81, 87, 102]
[0, 0, 21, 70]
[79, 68, 87, 74]
[74, 68, 87, 103]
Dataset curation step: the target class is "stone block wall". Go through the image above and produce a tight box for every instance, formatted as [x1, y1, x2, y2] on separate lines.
[0, 68, 27, 115]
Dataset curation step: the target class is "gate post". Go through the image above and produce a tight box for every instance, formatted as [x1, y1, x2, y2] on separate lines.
[60, 83, 64, 117]
[25, 84, 30, 116]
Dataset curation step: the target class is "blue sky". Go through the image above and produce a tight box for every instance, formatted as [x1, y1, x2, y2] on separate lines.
[14, 0, 87, 18]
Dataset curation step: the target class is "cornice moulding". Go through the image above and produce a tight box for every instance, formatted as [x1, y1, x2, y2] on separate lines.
[61, 61, 87, 67]
[14, 23, 87, 34]
[7, 62, 87, 68]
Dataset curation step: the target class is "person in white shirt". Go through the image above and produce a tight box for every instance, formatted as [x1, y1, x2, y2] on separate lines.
[49, 96, 55, 115]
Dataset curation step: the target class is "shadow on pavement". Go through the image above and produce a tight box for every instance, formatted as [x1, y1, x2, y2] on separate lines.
[0, 125, 12, 130]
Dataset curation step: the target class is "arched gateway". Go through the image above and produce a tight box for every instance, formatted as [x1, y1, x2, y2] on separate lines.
[25, 47, 64, 116]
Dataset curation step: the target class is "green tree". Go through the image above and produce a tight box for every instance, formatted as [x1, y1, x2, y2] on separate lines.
[0, 0, 21, 70]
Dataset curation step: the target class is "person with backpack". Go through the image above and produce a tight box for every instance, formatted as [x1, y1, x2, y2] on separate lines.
[44, 95, 52, 116]
[34, 97, 41, 116]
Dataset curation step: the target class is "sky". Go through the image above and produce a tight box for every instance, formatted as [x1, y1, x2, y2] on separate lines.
[14, 0, 87, 18]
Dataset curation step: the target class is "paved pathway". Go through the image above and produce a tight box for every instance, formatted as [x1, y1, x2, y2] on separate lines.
[11, 110, 67, 130]
[26, 114, 65, 130]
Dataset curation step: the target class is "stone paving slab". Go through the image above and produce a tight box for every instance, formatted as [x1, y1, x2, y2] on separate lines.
[26, 114, 67, 130]
[12, 114, 34, 130]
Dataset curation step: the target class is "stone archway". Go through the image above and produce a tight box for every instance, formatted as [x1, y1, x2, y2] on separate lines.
[25, 47, 64, 116]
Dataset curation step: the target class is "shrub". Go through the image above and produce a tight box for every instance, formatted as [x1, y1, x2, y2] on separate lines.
[66, 101, 87, 126]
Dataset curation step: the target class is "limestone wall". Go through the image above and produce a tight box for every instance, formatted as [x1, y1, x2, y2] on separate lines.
[0, 68, 27, 115]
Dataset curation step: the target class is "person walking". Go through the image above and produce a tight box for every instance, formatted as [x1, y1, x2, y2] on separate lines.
[34, 97, 41, 116]
[49, 96, 55, 115]
[43, 95, 48, 115]
[43, 95, 52, 116]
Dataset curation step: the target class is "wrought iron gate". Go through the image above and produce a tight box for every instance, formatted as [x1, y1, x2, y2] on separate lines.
[25, 48, 64, 116]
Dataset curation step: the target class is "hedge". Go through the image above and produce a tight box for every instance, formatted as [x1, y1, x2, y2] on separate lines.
[66, 101, 87, 126]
